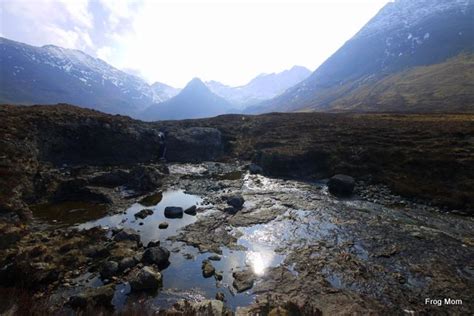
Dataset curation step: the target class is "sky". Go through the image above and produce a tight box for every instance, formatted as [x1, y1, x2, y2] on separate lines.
[0, 0, 390, 87]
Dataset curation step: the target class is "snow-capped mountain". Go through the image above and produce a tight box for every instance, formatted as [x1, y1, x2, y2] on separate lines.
[150, 82, 181, 102]
[251, 0, 474, 113]
[142, 78, 234, 120]
[0, 37, 176, 116]
[206, 66, 311, 108]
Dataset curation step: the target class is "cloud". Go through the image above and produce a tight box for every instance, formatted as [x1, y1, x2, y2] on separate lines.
[96, 46, 112, 61]
[1, 0, 94, 50]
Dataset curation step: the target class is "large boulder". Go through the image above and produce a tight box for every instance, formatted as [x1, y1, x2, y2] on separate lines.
[164, 206, 184, 218]
[328, 174, 355, 197]
[165, 127, 223, 162]
[129, 266, 162, 292]
[99, 261, 119, 279]
[142, 246, 170, 268]
[127, 165, 164, 192]
[232, 269, 256, 292]
[201, 260, 215, 278]
[226, 195, 245, 209]
[113, 228, 141, 243]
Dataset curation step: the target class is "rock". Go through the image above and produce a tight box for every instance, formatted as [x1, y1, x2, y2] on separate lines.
[328, 174, 355, 197]
[208, 255, 221, 261]
[248, 163, 263, 174]
[232, 270, 255, 292]
[184, 205, 197, 216]
[119, 257, 137, 272]
[140, 192, 163, 207]
[158, 222, 169, 229]
[142, 246, 170, 268]
[215, 271, 223, 281]
[146, 240, 160, 248]
[173, 299, 226, 315]
[134, 209, 154, 219]
[202, 260, 215, 278]
[226, 195, 245, 209]
[83, 245, 110, 258]
[165, 127, 223, 162]
[164, 206, 184, 218]
[100, 261, 119, 279]
[89, 170, 130, 187]
[113, 228, 141, 243]
[215, 292, 225, 301]
[127, 165, 164, 192]
[129, 266, 162, 291]
[68, 284, 115, 309]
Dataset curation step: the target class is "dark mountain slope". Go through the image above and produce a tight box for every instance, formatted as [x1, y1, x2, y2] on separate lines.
[141, 78, 234, 120]
[250, 0, 474, 113]
[0, 37, 170, 116]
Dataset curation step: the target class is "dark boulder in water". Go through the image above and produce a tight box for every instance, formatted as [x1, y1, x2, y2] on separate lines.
[142, 246, 170, 268]
[164, 206, 184, 218]
[129, 266, 162, 291]
[328, 174, 355, 197]
[184, 205, 197, 215]
[134, 209, 154, 219]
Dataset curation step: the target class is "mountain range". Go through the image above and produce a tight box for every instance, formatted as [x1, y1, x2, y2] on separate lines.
[1, 0, 473, 118]
[206, 66, 311, 108]
[0, 37, 310, 119]
[249, 0, 474, 113]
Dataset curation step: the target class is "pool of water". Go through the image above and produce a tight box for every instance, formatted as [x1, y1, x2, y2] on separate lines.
[31, 201, 108, 227]
[79, 190, 203, 245]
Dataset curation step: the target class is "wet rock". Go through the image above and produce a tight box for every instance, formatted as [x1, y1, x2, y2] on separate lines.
[233, 269, 255, 292]
[164, 206, 184, 218]
[100, 261, 119, 279]
[146, 240, 160, 248]
[208, 255, 221, 261]
[215, 271, 223, 281]
[166, 127, 223, 162]
[202, 260, 215, 278]
[119, 257, 137, 272]
[129, 266, 162, 291]
[184, 205, 197, 216]
[84, 245, 110, 258]
[68, 284, 115, 309]
[215, 292, 225, 301]
[328, 174, 355, 197]
[113, 228, 141, 243]
[140, 192, 163, 207]
[142, 246, 170, 268]
[226, 195, 245, 209]
[158, 222, 169, 229]
[135, 209, 154, 219]
[248, 163, 263, 174]
[127, 165, 164, 192]
[172, 299, 226, 315]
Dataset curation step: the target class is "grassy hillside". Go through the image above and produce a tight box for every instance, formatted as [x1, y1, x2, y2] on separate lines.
[330, 53, 474, 112]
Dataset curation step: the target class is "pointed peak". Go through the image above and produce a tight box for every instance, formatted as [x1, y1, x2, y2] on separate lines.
[183, 77, 208, 91]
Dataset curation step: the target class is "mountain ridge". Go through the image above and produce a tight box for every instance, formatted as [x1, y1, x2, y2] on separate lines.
[250, 0, 474, 113]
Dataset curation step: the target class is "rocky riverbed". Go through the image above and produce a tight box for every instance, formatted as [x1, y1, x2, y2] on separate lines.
[1, 105, 473, 315]
[1, 161, 473, 315]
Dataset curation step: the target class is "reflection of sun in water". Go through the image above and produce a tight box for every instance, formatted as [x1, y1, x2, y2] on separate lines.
[247, 250, 274, 276]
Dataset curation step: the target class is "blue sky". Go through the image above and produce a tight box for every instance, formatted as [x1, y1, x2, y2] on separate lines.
[0, 0, 390, 87]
